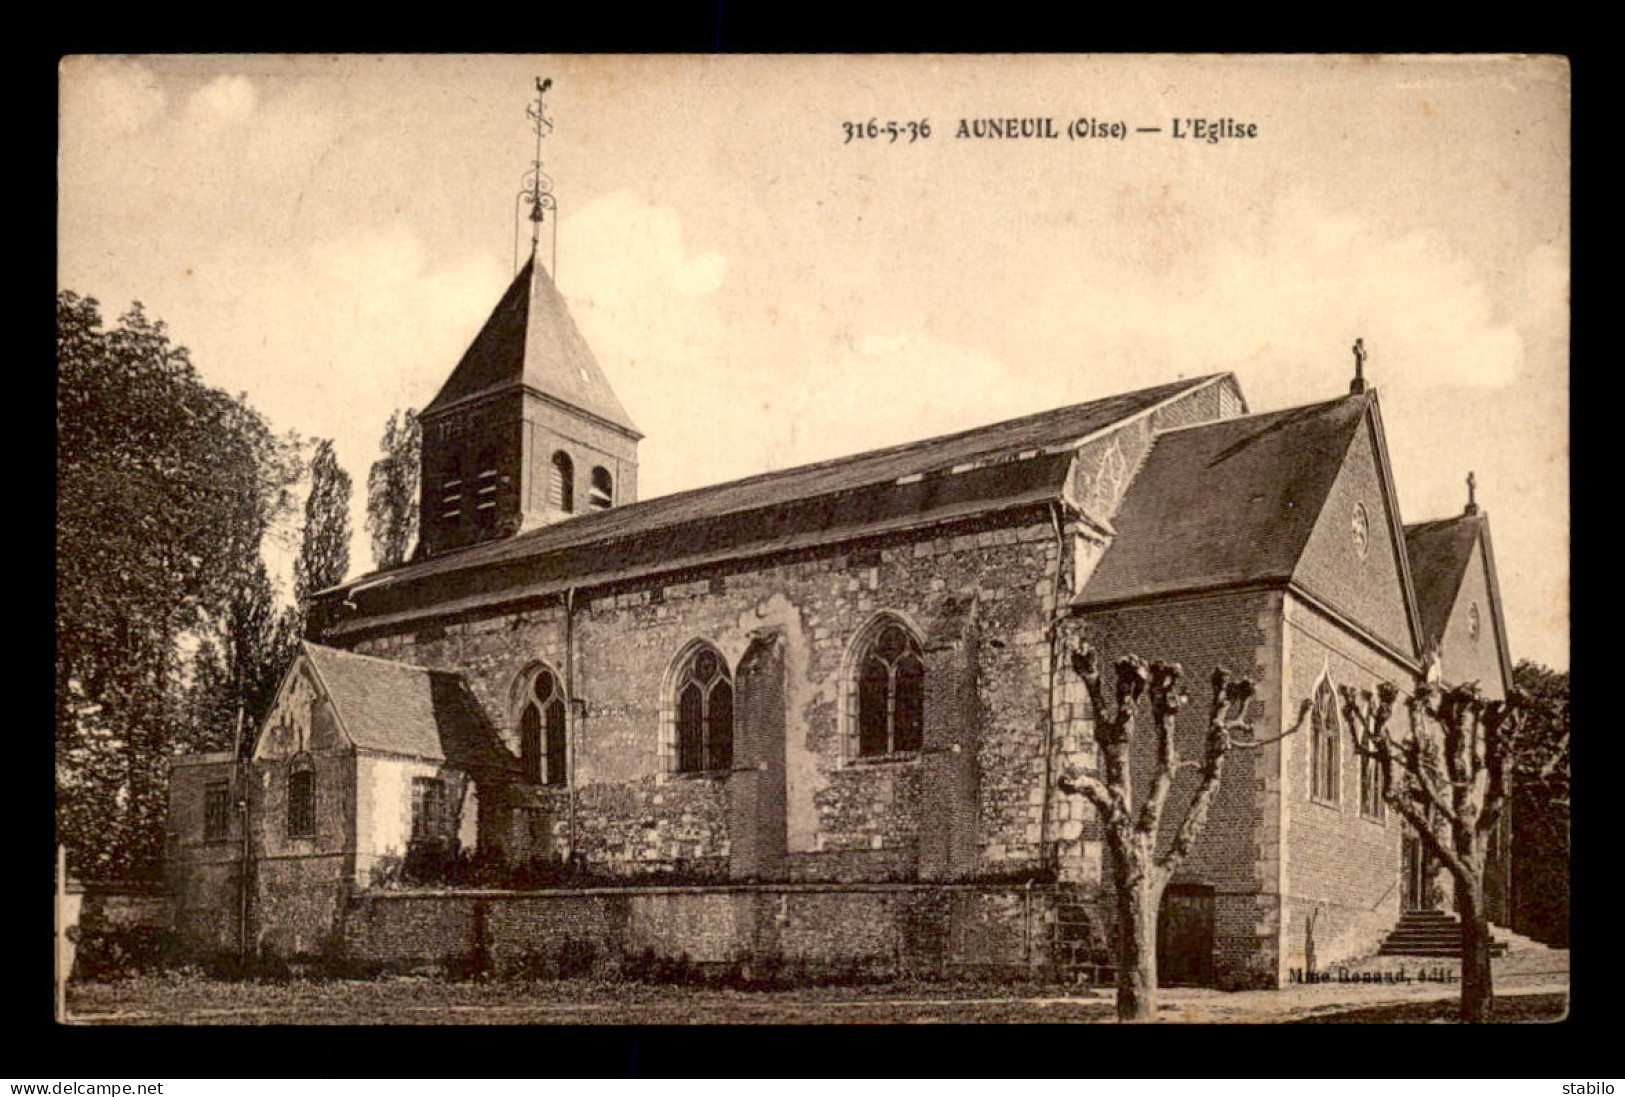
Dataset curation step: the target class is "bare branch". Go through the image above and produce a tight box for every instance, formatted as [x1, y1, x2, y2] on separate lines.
[1157, 667, 1255, 871]
[1135, 661, 1185, 836]
[1231, 698, 1314, 749]
[1057, 765, 1114, 818]
[1477, 693, 1522, 838]
[1383, 783, 1473, 882]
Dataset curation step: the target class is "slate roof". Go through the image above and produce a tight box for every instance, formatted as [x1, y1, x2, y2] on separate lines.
[1404, 514, 1485, 648]
[301, 642, 519, 774]
[422, 256, 640, 436]
[327, 374, 1231, 618]
[1076, 394, 1369, 607]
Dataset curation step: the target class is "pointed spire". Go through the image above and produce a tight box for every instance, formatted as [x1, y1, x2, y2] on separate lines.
[1349, 337, 1368, 395]
[1465, 470, 1479, 516]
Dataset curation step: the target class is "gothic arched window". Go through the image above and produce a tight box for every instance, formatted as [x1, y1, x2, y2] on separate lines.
[1310, 676, 1341, 805]
[853, 618, 925, 758]
[674, 645, 733, 773]
[589, 466, 614, 510]
[550, 451, 574, 513]
[518, 664, 568, 786]
[287, 757, 316, 838]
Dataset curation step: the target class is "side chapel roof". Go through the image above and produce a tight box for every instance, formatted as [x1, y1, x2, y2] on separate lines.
[300, 642, 519, 775]
[1403, 514, 1486, 647]
[1402, 512, 1515, 684]
[1076, 394, 1371, 606]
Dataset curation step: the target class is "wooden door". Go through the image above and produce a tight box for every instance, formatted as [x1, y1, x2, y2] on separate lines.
[1157, 884, 1215, 986]
[1402, 832, 1434, 911]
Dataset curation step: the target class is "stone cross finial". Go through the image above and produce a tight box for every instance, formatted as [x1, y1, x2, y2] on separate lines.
[1465, 471, 1479, 515]
[1349, 338, 1368, 395]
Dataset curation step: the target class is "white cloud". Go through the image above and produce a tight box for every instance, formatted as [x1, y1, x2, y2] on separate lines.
[60, 57, 167, 135]
[566, 190, 727, 303]
[187, 75, 257, 127]
[1008, 187, 1528, 413]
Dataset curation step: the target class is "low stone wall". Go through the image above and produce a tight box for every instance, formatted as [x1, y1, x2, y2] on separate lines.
[343, 883, 1062, 976]
[62, 882, 166, 979]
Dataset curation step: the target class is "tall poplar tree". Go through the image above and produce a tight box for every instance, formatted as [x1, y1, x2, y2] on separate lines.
[365, 408, 421, 569]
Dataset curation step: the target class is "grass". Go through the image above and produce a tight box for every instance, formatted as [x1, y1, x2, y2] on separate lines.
[1289, 993, 1569, 1025]
[66, 974, 1567, 1026]
[67, 974, 1114, 1025]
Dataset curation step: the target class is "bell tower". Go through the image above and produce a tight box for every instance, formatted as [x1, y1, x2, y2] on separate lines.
[416, 80, 641, 559]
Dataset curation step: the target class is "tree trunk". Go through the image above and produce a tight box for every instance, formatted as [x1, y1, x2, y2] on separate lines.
[1111, 846, 1161, 1022]
[1456, 874, 1494, 1023]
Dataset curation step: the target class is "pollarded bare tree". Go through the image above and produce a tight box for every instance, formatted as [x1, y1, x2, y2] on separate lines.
[1339, 677, 1529, 1023]
[1056, 641, 1313, 1023]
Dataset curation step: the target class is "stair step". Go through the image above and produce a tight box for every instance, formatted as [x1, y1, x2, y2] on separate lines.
[1377, 909, 1510, 960]
[1378, 945, 1508, 957]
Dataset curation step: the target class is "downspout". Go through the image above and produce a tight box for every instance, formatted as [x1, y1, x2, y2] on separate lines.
[233, 704, 252, 959]
[1038, 500, 1067, 873]
[565, 586, 579, 865]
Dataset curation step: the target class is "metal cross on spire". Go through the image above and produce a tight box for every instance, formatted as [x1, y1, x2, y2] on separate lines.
[1349, 337, 1368, 395]
[1465, 470, 1479, 515]
[516, 77, 558, 276]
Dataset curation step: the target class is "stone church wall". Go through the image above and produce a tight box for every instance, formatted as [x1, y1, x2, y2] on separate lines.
[350, 508, 1062, 882]
[342, 883, 1053, 976]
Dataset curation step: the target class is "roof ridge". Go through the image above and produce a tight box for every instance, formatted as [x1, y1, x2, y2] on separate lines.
[1405, 512, 1484, 534]
[1152, 391, 1360, 436]
[626, 373, 1226, 498]
[353, 373, 1226, 580]
[302, 639, 438, 676]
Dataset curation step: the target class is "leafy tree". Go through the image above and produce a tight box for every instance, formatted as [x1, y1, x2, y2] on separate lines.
[1510, 660, 1569, 945]
[181, 560, 299, 757]
[1340, 672, 1539, 1022]
[292, 438, 352, 627]
[1511, 660, 1569, 824]
[57, 292, 299, 876]
[1055, 639, 1312, 1022]
[365, 408, 421, 569]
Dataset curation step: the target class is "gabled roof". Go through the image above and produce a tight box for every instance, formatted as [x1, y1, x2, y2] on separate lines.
[1076, 395, 1369, 607]
[1403, 512, 1516, 685]
[299, 643, 519, 775]
[322, 374, 1235, 633]
[422, 256, 640, 436]
[1404, 514, 1484, 647]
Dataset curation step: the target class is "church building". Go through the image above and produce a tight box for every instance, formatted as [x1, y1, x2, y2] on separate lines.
[165, 239, 1514, 990]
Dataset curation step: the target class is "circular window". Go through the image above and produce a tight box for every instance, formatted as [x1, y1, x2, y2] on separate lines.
[1351, 503, 1370, 559]
[1468, 602, 1482, 641]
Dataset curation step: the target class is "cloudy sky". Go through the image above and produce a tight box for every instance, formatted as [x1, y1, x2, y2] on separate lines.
[58, 54, 1569, 670]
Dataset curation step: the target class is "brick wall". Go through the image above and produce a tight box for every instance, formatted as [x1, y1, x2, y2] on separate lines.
[1433, 540, 1507, 698]
[1293, 416, 1418, 660]
[1279, 594, 1410, 979]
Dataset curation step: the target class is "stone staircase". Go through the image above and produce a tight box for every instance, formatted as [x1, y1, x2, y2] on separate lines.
[1377, 910, 1508, 958]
